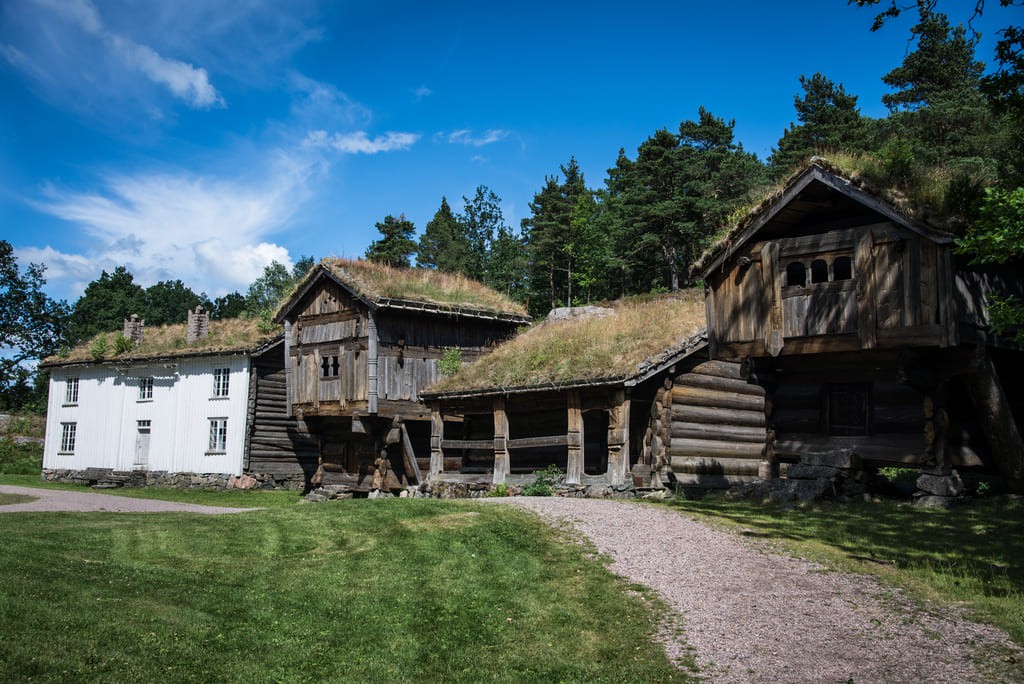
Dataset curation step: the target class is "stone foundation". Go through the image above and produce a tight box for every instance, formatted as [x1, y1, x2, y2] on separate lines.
[41, 468, 306, 491]
[303, 479, 640, 501]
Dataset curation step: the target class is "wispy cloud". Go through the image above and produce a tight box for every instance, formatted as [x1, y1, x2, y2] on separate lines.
[411, 85, 432, 102]
[22, 151, 319, 297]
[442, 129, 510, 147]
[3, 0, 225, 114]
[304, 130, 420, 154]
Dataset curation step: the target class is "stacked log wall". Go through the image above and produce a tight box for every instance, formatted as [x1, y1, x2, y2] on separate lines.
[666, 359, 767, 486]
[246, 349, 319, 483]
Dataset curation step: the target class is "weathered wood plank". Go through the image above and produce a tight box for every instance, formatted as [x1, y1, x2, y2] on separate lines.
[672, 386, 765, 412]
[671, 404, 766, 428]
[673, 373, 766, 397]
[669, 438, 764, 459]
[566, 390, 583, 485]
[670, 422, 766, 443]
[507, 435, 570, 449]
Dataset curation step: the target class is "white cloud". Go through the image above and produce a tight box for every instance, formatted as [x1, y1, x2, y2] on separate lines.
[7, 0, 224, 111]
[444, 129, 509, 147]
[109, 35, 223, 109]
[304, 130, 419, 155]
[26, 151, 318, 297]
[411, 85, 432, 101]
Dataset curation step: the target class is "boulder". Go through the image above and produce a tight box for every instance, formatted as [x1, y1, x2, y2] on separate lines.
[916, 472, 965, 497]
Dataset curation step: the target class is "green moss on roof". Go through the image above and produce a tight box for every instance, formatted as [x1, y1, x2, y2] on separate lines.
[43, 317, 279, 366]
[692, 154, 969, 275]
[283, 258, 528, 320]
[425, 291, 707, 396]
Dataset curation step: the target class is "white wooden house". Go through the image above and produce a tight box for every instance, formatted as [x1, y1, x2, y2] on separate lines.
[39, 310, 317, 488]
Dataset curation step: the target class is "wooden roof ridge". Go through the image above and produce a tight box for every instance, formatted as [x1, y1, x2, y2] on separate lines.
[693, 157, 955, 278]
[274, 258, 530, 323]
[422, 330, 707, 400]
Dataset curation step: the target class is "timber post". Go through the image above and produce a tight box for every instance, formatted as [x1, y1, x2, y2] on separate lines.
[566, 390, 583, 485]
[367, 311, 378, 415]
[429, 402, 443, 478]
[283, 320, 293, 418]
[608, 389, 630, 486]
[493, 396, 510, 485]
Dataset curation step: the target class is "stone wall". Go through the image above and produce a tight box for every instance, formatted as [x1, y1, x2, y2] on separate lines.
[41, 468, 306, 490]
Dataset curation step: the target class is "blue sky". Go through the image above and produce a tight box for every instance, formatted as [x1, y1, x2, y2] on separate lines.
[0, 0, 1006, 303]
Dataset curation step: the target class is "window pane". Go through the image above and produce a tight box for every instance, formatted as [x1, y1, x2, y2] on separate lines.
[785, 262, 806, 287]
[810, 259, 829, 284]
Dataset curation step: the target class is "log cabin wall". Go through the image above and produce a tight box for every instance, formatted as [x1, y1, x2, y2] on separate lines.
[656, 357, 768, 488]
[245, 343, 319, 487]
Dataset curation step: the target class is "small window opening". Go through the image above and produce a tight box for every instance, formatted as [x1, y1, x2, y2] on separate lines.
[810, 259, 829, 284]
[833, 256, 853, 281]
[321, 355, 340, 378]
[785, 262, 806, 287]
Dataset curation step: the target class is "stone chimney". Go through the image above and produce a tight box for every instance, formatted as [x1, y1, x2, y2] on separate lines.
[187, 305, 210, 343]
[123, 314, 145, 344]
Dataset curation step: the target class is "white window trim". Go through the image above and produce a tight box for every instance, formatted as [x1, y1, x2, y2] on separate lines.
[138, 376, 154, 402]
[64, 378, 79, 406]
[59, 422, 77, 454]
[212, 368, 230, 399]
[207, 417, 228, 454]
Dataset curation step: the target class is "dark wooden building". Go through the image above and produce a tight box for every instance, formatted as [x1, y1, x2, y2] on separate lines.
[696, 160, 1024, 484]
[421, 294, 766, 489]
[273, 258, 530, 491]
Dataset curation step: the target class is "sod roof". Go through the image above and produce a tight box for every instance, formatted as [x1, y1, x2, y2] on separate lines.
[276, 258, 530, 323]
[41, 318, 280, 368]
[423, 291, 707, 398]
[692, 155, 956, 276]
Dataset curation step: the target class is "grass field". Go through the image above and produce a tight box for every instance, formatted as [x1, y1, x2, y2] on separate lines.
[0, 489, 692, 683]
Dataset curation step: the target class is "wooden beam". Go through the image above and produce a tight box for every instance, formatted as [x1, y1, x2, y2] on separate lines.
[508, 435, 569, 449]
[493, 396, 510, 485]
[429, 402, 443, 478]
[856, 228, 877, 350]
[283, 320, 293, 418]
[367, 311, 378, 415]
[607, 389, 629, 486]
[400, 421, 422, 485]
[761, 241, 784, 357]
[566, 390, 583, 485]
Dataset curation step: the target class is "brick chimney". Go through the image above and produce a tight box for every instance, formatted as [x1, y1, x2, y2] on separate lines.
[123, 314, 144, 344]
[187, 305, 210, 343]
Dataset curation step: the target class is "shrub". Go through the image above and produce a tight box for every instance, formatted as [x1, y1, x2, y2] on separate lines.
[89, 334, 108, 360]
[487, 483, 509, 498]
[438, 348, 462, 377]
[114, 333, 133, 354]
[522, 464, 563, 496]
[0, 438, 43, 475]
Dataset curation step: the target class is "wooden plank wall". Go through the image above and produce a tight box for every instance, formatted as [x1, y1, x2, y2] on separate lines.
[666, 359, 767, 485]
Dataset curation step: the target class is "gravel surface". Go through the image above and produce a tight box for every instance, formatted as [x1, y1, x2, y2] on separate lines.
[496, 496, 1022, 684]
[0, 485, 257, 514]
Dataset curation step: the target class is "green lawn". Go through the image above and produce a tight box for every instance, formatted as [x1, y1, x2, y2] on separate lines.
[0, 492, 692, 683]
[662, 495, 1024, 646]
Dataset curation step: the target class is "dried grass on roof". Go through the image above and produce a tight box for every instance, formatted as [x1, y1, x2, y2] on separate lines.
[692, 153, 969, 275]
[307, 258, 528, 318]
[427, 291, 706, 394]
[44, 317, 279, 365]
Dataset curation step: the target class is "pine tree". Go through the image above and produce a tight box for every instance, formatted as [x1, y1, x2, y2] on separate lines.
[365, 214, 417, 268]
[416, 197, 471, 273]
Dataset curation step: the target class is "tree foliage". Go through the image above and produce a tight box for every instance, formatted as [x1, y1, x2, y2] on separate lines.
[365, 215, 418, 268]
[0, 241, 70, 411]
[417, 197, 473, 273]
[69, 266, 145, 343]
[140, 280, 207, 327]
[770, 73, 873, 177]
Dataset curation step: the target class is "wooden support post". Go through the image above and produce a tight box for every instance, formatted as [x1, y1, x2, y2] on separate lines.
[761, 242, 783, 357]
[567, 390, 583, 485]
[429, 402, 444, 478]
[283, 320, 293, 418]
[367, 312, 378, 415]
[399, 421, 422, 485]
[756, 361, 779, 480]
[608, 389, 630, 486]
[493, 396, 510, 485]
[923, 390, 951, 475]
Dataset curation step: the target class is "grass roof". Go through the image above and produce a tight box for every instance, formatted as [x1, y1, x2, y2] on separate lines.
[281, 258, 529, 321]
[42, 317, 280, 367]
[424, 291, 707, 397]
[692, 153, 968, 275]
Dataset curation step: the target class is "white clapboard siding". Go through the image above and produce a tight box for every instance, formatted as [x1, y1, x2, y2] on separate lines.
[42, 354, 252, 476]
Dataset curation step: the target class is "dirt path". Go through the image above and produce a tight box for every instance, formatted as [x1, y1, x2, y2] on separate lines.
[0, 485, 257, 514]
[497, 496, 1022, 684]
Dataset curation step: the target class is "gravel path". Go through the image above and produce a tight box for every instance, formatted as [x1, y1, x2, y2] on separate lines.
[0, 485, 257, 514]
[497, 496, 1022, 684]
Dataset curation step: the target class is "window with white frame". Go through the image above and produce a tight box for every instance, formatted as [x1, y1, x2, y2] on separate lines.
[64, 377, 79, 405]
[208, 418, 228, 453]
[138, 376, 154, 401]
[213, 368, 230, 398]
[60, 422, 77, 453]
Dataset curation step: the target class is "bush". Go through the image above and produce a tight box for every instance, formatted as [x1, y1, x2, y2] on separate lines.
[0, 438, 42, 475]
[90, 334, 108, 360]
[522, 464, 563, 497]
[114, 333, 133, 354]
[438, 348, 462, 377]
